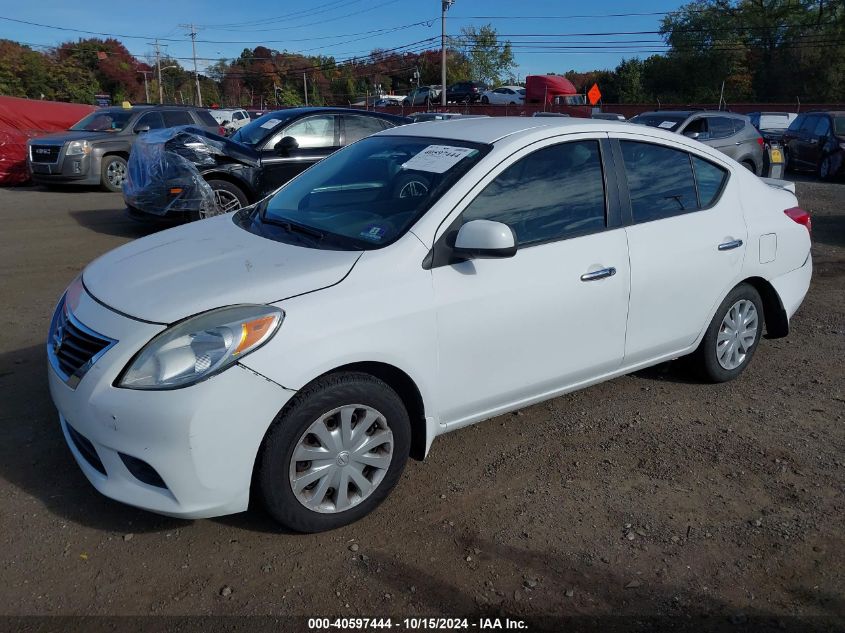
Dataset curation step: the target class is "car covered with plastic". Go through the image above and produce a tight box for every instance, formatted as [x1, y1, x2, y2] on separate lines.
[123, 107, 410, 222]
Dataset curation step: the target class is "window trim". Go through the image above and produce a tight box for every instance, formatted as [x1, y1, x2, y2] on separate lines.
[426, 134, 622, 269]
[612, 138, 730, 226]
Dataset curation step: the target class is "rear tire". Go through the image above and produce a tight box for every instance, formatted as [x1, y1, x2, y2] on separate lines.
[100, 155, 128, 192]
[741, 159, 757, 175]
[691, 283, 764, 383]
[257, 372, 411, 532]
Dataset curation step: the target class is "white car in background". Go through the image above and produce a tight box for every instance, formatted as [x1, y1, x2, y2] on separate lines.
[48, 118, 812, 533]
[208, 108, 250, 133]
[480, 85, 525, 105]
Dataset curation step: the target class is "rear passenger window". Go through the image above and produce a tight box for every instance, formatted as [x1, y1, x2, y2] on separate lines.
[462, 140, 606, 246]
[708, 117, 735, 139]
[162, 110, 193, 127]
[692, 156, 728, 207]
[732, 118, 747, 134]
[621, 141, 698, 222]
[344, 115, 389, 144]
[196, 111, 219, 127]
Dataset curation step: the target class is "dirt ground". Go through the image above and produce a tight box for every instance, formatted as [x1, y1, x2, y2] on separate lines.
[0, 179, 842, 631]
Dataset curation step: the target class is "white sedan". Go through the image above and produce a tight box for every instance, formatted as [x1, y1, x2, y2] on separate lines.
[480, 85, 525, 105]
[48, 118, 812, 532]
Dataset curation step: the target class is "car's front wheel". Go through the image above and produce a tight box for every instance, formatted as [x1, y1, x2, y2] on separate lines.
[194, 179, 248, 220]
[692, 283, 764, 383]
[100, 155, 128, 192]
[257, 372, 411, 532]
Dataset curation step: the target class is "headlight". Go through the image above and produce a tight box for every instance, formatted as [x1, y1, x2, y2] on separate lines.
[118, 305, 283, 390]
[66, 140, 92, 156]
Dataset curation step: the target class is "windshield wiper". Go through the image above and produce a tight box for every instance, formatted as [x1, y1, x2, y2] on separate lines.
[262, 216, 324, 241]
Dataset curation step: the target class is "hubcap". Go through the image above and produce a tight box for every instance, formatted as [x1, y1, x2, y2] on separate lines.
[106, 160, 126, 186]
[203, 189, 242, 218]
[716, 299, 759, 370]
[289, 405, 393, 514]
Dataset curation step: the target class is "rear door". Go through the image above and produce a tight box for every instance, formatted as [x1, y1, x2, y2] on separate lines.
[610, 134, 746, 364]
[808, 115, 832, 167]
[795, 115, 819, 167]
[258, 114, 340, 195]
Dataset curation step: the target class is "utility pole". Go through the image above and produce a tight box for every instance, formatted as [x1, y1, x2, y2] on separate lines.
[138, 70, 151, 103]
[441, 0, 454, 106]
[303, 73, 309, 106]
[180, 23, 202, 106]
[148, 40, 164, 103]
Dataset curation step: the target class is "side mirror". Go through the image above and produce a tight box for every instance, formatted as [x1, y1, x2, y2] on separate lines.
[274, 136, 299, 154]
[683, 131, 700, 139]
[453, 219, 517, 260]
[135, 124, 151, 134]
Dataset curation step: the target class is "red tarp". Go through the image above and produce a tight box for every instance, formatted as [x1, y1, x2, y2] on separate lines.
[524, 75, 578, 105]
[0, 96, 96, 185]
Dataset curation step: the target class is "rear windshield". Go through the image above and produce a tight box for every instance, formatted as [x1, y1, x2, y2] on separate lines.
[231, 110, 299, 146]
[629, 113, 687, 131]
[70, 110, 133, 132]
[241, 135, 490, 250]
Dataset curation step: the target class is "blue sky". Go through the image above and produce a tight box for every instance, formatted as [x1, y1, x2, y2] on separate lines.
[0, 0, 684, 76]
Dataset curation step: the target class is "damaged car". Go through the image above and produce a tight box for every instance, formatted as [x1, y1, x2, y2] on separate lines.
[123, 107, 411, 222]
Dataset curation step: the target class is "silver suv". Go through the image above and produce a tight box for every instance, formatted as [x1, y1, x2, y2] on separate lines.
[629, 110, 765, 175]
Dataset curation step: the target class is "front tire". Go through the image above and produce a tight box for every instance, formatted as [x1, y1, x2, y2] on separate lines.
[818, 155, 832, 180]
[257, 372, 411, 532]
[692, 283, 764, 383]
[193, 179, 248, 220]
[100, 155, 128, 192]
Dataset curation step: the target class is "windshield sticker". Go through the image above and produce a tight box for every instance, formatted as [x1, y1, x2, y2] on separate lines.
[260, 118, 282, 129]
[401, 145, 477, 173]
[658, 121, 676, 129]
[359, 225, 387, 241]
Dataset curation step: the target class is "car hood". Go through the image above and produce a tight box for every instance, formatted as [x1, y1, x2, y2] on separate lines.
[82, 214, 361, 323]
[30, 130, 125, 144]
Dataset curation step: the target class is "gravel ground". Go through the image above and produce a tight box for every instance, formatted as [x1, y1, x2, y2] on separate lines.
[0, 180, 842, 631]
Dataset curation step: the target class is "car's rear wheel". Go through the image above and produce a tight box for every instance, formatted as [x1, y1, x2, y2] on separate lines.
[195, 179, 248, 220]
[741, 159, 757, 174]
[100, 155, 127, 192]
[257, 372, 411, 532]
[692, 283, 764, 383]
[481, 96, 489, 104]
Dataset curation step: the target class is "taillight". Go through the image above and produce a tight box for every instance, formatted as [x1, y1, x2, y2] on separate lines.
[219, 125, 226, 135]
[784, 207, 811, 235]
[756, 137, 764, 147]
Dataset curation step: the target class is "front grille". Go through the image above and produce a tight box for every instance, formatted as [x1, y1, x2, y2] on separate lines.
[48, 298, 115, 387]
[30, 145, 61, 163]
[66, 422, 107, 475]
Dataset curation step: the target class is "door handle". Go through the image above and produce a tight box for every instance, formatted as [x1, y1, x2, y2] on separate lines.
[580, 267, 616, 282]
[718, 239, 743, 251]
[735, 141, 742, 145]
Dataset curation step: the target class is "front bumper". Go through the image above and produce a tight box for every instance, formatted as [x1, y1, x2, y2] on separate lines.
[28, 147, 100, 185]
[47, 286, 295, 519]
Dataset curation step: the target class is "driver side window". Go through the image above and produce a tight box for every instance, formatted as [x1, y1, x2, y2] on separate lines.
[462, 140, 607, 247]
[280, 115, 337, 149]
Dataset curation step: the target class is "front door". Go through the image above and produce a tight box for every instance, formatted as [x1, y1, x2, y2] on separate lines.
[258, 114, 340, 196]
[431, 136, 630, 427]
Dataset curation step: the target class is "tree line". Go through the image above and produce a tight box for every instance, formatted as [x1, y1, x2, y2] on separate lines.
[0, 0, 842, 107]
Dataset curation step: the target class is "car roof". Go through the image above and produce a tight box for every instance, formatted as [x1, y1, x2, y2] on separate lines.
[379, 116, 633, 144]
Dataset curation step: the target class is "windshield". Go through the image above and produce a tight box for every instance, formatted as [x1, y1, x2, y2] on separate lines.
[628, 113, 687, 131]
[247, 135, 489, 250]
[231, 110, 298, 146]
[834, 116, 845, 136]
[70, 110, 133, 132]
